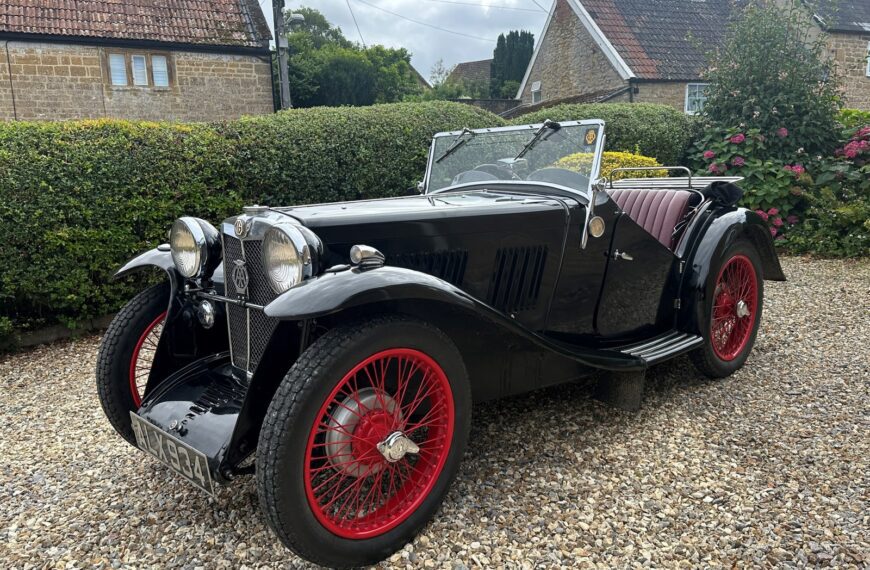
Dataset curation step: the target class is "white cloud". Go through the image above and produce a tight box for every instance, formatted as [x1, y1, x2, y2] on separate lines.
[259, 0, 549, 82]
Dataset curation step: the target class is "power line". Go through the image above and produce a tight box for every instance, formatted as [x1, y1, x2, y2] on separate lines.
[345, 0, 368, 47]
[527, 0, 549, 12]
[418, 0, 546, 13]
[351, 0, 496, 42]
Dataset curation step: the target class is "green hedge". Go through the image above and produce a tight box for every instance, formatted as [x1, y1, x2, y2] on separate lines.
[0, 102, 504, 339]
[511, 103, 696, 165]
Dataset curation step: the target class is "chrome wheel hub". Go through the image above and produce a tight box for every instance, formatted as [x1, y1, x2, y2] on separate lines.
[325, 388, 398, 477]
[736, 299, 750, 318]
[377, 431, 420, 463]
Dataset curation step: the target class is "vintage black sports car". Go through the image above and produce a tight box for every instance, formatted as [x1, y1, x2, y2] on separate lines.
[97, 119, 785, 567]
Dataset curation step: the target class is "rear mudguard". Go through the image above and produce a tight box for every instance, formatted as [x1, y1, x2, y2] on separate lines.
[678, 207, 786, 335]
[264, 266, 645, 373]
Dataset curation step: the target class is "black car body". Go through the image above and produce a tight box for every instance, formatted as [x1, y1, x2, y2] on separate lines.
[98, 120, 784, 567]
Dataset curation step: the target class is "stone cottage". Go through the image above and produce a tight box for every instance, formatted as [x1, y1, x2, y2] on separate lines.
[0, 0, 275, 121]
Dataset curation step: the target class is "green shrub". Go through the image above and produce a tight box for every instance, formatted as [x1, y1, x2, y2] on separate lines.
[510, 103, 695, 165]
[839, 109, 870, 130]
[0, 102, 504, 340]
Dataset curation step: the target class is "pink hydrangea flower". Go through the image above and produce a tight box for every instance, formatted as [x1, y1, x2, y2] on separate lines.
[768, 207, 779, 216]
[730, 133, 746, 144]
[773, 217, 784, 228]
[787, 215, 799, 225]
[769, 227, 778, 237]
[791, 164, 805, 175]
[703, 150, 716, 160]
[777, 128, 789, 138]
[708, 163, 720, 174]
[756, 209, 769, 221]
[732, 156, 746, 167]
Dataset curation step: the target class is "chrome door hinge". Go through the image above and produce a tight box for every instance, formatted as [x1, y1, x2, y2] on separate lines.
[673, 299, 682, 309]
[612, 250, 634, 261]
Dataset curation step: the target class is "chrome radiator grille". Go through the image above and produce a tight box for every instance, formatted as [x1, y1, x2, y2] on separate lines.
[223, 235, 279, 373]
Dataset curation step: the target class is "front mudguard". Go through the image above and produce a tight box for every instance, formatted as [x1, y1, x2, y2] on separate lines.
[678, 208, 786, 335]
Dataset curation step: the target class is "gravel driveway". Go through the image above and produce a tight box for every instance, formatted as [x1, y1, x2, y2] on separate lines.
[2, 256, 868, 569]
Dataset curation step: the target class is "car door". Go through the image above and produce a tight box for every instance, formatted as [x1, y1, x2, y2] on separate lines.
[594, 210, 677, 340]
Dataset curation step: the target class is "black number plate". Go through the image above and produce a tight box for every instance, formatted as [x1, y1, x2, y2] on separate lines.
[130, 413, 215, 496]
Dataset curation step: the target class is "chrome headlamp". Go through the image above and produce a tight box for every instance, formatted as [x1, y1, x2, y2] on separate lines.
[262, 224, 312, 294]
[169, 217, 220, 279]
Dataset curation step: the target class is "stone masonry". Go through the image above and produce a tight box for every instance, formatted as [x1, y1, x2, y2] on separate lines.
[519, 0, 624, 105]
[827, 33, 870, 110]
[0, 41, 274, 121]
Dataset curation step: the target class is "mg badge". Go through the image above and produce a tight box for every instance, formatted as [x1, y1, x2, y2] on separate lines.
[232, 259, 249, 295]
[234, 217, 251, 238]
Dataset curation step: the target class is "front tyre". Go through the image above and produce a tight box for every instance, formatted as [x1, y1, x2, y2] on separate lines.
[690, 241, 764, 378]
[96, 282, 168, 445]
[257, 316, 471, 568]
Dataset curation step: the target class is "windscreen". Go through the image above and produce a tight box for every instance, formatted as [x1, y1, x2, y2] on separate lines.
[426, 122, 604, 194]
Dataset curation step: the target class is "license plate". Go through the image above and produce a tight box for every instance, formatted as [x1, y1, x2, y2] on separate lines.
[130, 412, 215, 496]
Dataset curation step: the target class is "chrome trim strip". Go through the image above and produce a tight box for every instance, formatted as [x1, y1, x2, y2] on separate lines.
[221, 232, 236, 370]
[239, 238, 251, 373]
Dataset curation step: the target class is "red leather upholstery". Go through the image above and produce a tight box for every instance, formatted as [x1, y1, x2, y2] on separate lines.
[609, 189, 693, 250]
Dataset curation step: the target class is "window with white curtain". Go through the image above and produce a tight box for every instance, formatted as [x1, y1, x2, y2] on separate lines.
[685, 83, 710, 114]
[131, 55, 148, 86]
[531, 81, 542, 104]
[108, 54, 127, 86]
[151, 55, 169, 87]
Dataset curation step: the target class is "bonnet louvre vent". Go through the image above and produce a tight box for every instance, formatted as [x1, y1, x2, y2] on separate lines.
[389, 250, 468, 286]
[487, 246, 547, 312]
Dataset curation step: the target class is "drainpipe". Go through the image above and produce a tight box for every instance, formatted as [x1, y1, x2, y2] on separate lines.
[628, 78, 635, 103]
[4, 41, 18, 120]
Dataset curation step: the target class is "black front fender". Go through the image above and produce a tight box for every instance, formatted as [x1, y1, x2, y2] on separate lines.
[114, 245, 180, 289]
[679, 208, 786, 334]
[264, 266, 645, 372]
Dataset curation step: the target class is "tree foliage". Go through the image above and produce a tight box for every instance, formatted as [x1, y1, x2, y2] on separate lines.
[490, 31, 534, 99]
[700, 0, 841, 157]
[285, 6, 423, 107]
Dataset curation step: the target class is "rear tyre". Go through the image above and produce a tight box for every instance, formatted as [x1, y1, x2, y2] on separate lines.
[96, 282, 168, 445]
[257, 316, 471, 568]
[690, 241, 763, 378]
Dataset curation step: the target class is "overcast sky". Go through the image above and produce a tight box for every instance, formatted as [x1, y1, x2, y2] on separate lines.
[259, 0, 550, 82]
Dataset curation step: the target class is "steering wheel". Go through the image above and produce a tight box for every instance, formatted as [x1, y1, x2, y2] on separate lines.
[473, 163, 520, 181]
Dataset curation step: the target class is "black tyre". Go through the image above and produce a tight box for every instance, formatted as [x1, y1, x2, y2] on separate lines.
[96, 282, 169, 445]
[257, 316, 471, 568]
[690, 241, 764, 378]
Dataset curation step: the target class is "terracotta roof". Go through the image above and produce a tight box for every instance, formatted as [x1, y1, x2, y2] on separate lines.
[580, 0, 731, 81]
[447, 58, 492, 86]
[815, 0, 870, 33]
[0, 0, 272, 49]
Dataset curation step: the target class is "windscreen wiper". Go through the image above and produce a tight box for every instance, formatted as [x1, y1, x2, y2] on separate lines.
[514, 119, 561, 160]
[435, 127, 476, 164]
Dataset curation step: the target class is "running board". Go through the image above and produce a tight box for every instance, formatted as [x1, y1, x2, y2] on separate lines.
[618, 331, 703, 366]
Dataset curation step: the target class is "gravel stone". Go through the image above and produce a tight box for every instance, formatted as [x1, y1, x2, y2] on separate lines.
[1, 256, 868, 568]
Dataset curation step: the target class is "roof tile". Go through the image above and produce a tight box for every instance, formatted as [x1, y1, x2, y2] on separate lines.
[0, 0, 271, 48]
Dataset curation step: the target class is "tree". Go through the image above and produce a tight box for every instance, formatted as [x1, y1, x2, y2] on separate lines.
[700, 0, 840, 156]
[490, 30, 534, 98]
[283, 6, 422, 107]
[429, 59, 455, 87]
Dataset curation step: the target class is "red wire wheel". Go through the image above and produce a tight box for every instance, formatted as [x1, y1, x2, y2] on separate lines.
[128, 311, 166, 407]
[304, 348, 455, 539]
[710, 255, 758, 361]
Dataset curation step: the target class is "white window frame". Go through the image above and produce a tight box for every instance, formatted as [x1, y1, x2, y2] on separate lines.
[531, 81, 543, 104]
[866, 41, 869, 77]
[131, 54, 149, 86]
[151, 55, 170, 87]
[685, 82, 709, 115]
[108, 53, 127, 86]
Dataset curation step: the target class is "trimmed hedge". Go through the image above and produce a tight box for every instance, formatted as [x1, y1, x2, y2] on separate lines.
[555, 151, 665, 180]
[512, 103, 696, 165]
[0, 102, 504, 339]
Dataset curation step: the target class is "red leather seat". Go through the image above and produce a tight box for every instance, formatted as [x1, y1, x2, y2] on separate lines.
[609, 189, 693, 250]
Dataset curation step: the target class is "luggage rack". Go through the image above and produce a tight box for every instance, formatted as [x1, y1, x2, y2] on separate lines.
[608, 166, 743, 190]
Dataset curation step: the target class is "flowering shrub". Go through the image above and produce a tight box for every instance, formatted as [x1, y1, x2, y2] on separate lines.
[554, 151, 665, 180]
[786, 126, 870, 257]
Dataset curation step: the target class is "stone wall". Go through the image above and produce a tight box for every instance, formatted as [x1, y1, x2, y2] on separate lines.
[633, 82, 689, 111]
[519, 0, 625, 105]
[827, 33, 870, 110]
[0, 41, 274, 121]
